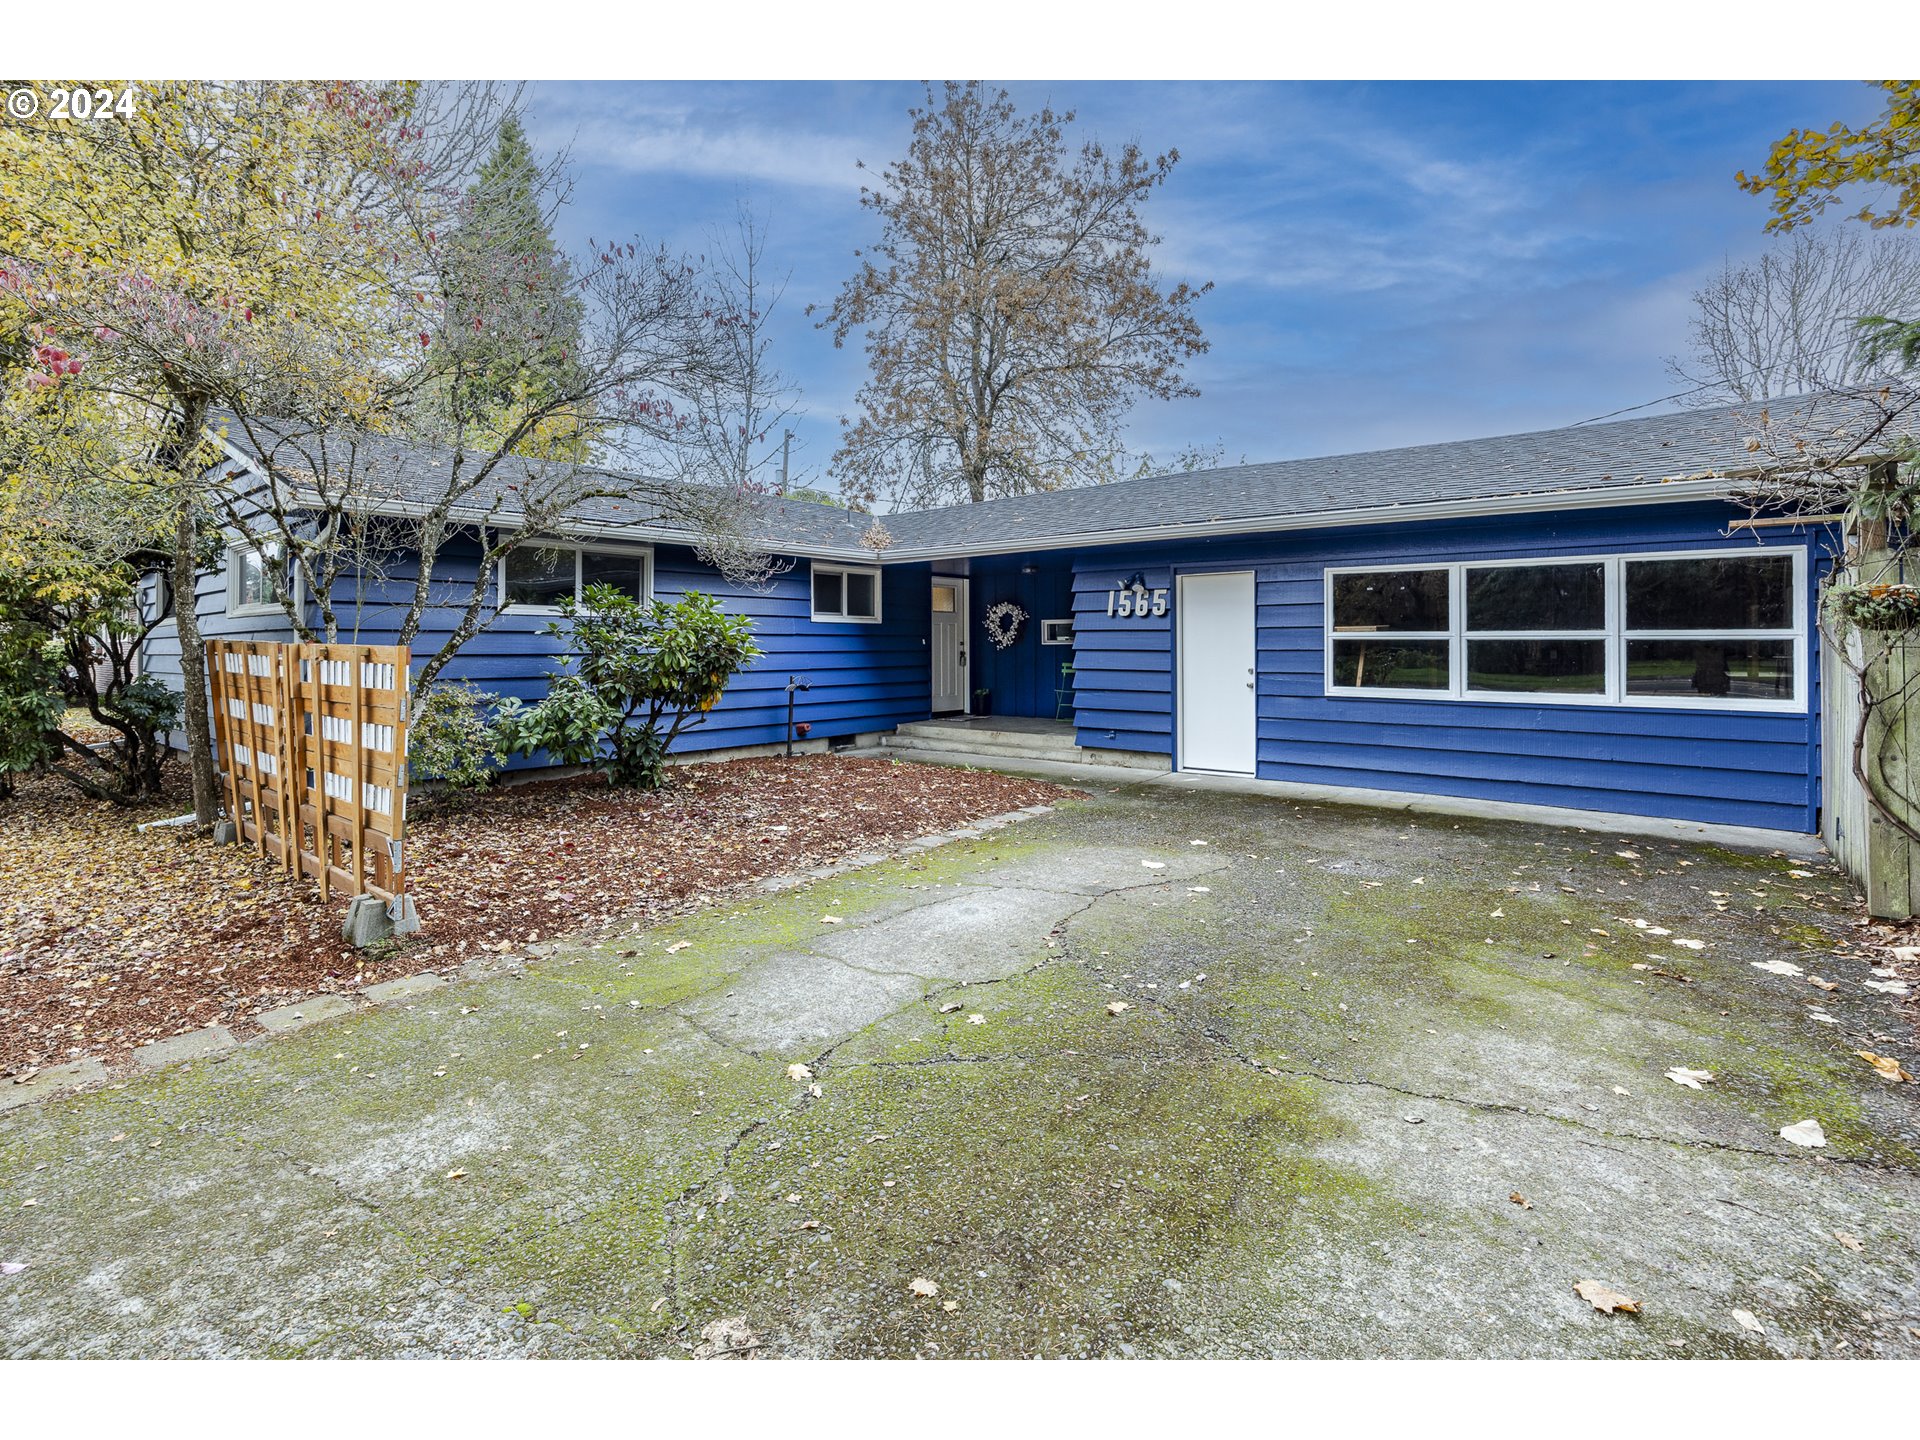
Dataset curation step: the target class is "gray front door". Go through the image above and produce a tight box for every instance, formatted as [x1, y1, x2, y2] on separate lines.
[931, 577, 968, 713]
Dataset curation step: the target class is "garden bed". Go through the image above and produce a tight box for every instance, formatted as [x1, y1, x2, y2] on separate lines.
[0, 754, 1078, 1076]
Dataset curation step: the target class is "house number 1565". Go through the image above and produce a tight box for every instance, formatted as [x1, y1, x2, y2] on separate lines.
[1108, 585, 1169, 618]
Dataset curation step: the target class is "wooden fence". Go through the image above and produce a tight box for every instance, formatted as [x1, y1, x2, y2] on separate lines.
[207, 639, 412, 906]
[1820, 621, 1920, 919]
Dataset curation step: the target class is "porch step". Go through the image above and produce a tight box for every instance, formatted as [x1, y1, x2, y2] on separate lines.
[881, 721, 1167, 772]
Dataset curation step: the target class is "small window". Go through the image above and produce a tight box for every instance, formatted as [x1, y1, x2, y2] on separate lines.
[500, 542, 652, 611]
[227, 540, 284, 615]
[580, 549, 648, 605]
[811, 564, 881, 623]
[932, 583, 958, 614]
[146, 570, 175, 625]
[1040, 618, 1075, 646]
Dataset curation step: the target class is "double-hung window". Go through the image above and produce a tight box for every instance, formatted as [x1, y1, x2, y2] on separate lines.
[1325, 548, 1803, 712]
[1464, 561, 1607, 696]
[811, 563, 881, 623]
[1328, 567, 1451, 692]
[1622, 554, 1796, 702]
[500, 541, 652, 611]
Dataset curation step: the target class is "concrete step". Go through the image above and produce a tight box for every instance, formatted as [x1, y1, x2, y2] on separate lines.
[885, 728, 1078, 759]
[880, 725, 1168, 772]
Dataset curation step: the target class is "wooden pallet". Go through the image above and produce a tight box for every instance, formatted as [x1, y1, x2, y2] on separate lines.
[207, 639, 411, 905]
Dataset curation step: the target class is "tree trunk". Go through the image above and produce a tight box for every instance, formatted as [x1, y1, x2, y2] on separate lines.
[164, 392, 221, 827]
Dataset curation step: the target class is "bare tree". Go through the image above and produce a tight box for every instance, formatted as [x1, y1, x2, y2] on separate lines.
[199, 95, 786, 695]
[1733, 386, 1920, 849]
[1667, 227, 1920, 404]
[819, 82, 1211, 509]
[655, 202, 803, 588]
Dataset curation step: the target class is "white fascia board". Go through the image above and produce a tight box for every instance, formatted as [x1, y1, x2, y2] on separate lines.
[877, 476, 1750, 561]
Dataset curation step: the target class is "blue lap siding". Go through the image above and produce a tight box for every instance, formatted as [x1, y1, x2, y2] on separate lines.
[144, 536, 936, 766]
[1068, 501, 1829, 832]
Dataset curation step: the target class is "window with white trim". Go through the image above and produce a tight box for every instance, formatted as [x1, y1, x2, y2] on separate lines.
[1324, 549, 1804, 711]
[226, 539, 286, 616]
[500, 542, 653, 611]
[811, 563, 881, 623]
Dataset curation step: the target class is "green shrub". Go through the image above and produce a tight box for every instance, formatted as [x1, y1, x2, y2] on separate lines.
[496, 584, 761, 789]
[410, 683, 512, 795]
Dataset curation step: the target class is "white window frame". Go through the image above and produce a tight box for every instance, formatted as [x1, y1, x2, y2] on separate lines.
[225, 536, 290, 618]
[1323, 547, 1807, 714]
[1040, 618, 1075, 646]
[498, 539, 655, 615]
[810, 562, 883, 624]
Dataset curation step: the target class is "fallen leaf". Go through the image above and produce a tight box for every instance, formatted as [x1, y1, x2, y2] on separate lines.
[908, 1276, 940, 1298]
[1731, 1308, 1764, 1334]
[1106, 1000, 1131, 1016]
[1808, 976, 1838, 991]
[1779, 1119, 1826, 1148]
[665, 941, 692, 954]
[1574, 1280, 1639, 1314]
[966, 1013, 985, 1025]
[941, 1299, 960, 1312]
[785, 1063, 814, 1082]
[1614, 850, 1641, 860]
[1751, 960, 1804, 976]
[1141, 860, 1167, 870]
[1611, 1085, 1630, 1095]
[0, 1261, 26, 1275]
[1665, 1067, 1714, 1089]
[1865, 979, 1911, 996]
[1834, 1232, 1863, 1252]
[1856, 1051, 1913, 1084]
[1509, 1192, 1533, 1209]
[1671, 938, 1706, 950]
[818, 914, 844, 925]
[938, 1001, 964, 1014]
[649, 1295, 668, 1313]
[445, 1168, 468, 1180]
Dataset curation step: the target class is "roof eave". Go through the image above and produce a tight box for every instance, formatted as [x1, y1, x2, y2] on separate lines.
[877, 474, 1757, 561]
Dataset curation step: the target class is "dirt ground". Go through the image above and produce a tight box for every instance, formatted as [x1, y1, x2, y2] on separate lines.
[0, 755, 1074, 1074]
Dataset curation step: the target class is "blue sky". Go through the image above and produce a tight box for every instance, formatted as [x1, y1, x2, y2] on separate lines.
[521, 80, 1881, 495]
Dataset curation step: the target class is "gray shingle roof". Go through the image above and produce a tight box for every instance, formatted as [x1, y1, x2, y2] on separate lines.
[878, 393, 1887, 556]
[219, 393, 1890, 563]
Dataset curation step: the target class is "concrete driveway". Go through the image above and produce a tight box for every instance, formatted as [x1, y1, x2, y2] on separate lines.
[3, 774, 1918, 1358]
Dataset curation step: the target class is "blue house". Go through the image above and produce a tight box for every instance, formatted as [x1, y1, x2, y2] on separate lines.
[143, 397, 1867, 837]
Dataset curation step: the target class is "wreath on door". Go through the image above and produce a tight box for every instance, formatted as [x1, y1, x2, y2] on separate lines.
[983, 601, 1029, 650]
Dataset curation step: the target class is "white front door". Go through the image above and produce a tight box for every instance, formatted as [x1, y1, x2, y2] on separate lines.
[1178, 570, 1256, 774]
[931, 577, 969, 713]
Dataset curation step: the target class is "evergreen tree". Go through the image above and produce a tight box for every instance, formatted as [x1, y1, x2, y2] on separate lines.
[440, 115, 587, 457]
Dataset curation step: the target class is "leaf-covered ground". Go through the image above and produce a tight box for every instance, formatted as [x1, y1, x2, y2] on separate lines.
[0, 755, 1075, 1076]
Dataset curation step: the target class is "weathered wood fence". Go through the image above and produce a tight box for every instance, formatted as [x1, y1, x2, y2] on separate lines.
[206, 639, 413, 908]
[1820, 619, 1920, 919]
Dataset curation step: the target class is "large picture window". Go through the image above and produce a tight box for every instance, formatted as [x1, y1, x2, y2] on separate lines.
[1324, 549, 1804, 711]
[500, 542, 652, 611]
